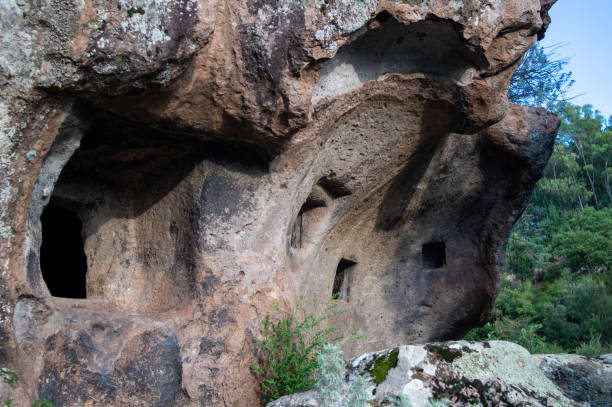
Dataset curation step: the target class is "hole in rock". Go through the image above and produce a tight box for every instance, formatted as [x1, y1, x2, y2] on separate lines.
[374, 10, 392, 24]
[38, 109, 268, 311]
[40, 203, 87, 298]
[332, 259, 357, 301]
[422, 242, 446, 269]
[317, 176, 352, 199]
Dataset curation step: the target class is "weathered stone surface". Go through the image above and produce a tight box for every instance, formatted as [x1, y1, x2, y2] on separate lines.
[0, 0, 560, 406]
[270, 341, 608, 407]
[534, 353, 612, 407]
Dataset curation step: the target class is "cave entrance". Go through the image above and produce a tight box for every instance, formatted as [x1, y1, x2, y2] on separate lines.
[422, 241, 446, 269]
[332, 258, 357, 301]
[40, 203, 87, 298]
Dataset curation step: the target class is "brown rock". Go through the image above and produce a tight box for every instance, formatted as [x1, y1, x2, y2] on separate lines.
[0, 0, 559, 405]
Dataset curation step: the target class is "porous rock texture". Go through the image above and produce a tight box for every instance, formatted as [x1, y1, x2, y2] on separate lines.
[269, 341, 612, 407]
[0, 0, 559, 406]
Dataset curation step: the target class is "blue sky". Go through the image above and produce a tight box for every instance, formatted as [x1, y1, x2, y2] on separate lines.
[540, 0, 612, 119]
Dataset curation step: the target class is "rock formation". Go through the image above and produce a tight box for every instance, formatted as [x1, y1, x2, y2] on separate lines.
[0, 0, 559, 405]
[269, 341, 612, 407]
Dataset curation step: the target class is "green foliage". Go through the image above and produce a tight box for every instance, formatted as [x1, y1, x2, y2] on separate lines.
[126, 6, 145, 17]
[32, 400, 55, 407]
[538, 276, 612, 350]
[0, 369, 17, 388]
[508, 44, 574, 108]
[465, 275, 611, 355]
[1, 370, 57, 406]
[549, 207, 612, 272]
[314, 342, 371, 407]
[493, 282, 536, 320]
[316, 343, 345, 407]
[391, 394, 412, 407]
[505, 243, 535, 281]
[347, 373, 369, 407]
[251, 296, 349, 403]
[575, 334, 612, 357]
[472, 52, 611, 356]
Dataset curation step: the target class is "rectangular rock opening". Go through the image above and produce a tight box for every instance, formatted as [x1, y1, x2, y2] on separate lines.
[332, 258, 357, 301]
[40, 203, 87, 298]
[422, 242, 446, 269]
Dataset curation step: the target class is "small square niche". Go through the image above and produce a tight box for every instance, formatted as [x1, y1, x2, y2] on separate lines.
[422, 242, 446, 269]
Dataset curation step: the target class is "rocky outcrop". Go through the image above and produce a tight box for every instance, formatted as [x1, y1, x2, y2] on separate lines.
[535, 353, 612, 407]
[0, 1, 559, 406]
[269, 341, 612, 407]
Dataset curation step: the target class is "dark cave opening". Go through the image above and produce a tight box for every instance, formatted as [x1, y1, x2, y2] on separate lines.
[332, 258, 357, 300]
[422, 241, 446, 269]
[40, 203, 87, 298]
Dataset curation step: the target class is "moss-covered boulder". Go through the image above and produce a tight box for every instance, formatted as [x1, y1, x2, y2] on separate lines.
[269, 341, 611, 407]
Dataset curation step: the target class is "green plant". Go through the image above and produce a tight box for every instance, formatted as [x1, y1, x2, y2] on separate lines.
[314, 342, 370, 407]
[428, 399, 451, 407]
[1, 369, 17, 407]
[347, 373, 369, 407]
[391, 394, 411, 407]
[1, 370, 57, 407]
[32, 400, 55, 407]
[127, 6, 145, 17]
[0, 369, 17, 388]
[251, 295, 350, 403]
[575, 333, 612, 357]
[316, 343, 345, 407]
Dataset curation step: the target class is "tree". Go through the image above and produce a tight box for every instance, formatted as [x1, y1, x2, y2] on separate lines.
[508, 44, 574, 108]
[558, 104, 612, 208]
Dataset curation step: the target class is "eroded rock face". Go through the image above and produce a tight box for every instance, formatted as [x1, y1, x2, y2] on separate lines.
[0, 1, 559, 405]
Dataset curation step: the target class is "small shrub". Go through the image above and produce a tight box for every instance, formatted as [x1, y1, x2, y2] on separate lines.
[315, 343, 370, 407]
[347, 373, 369, 407]
[391, 394, 411, 407]
[251, 296, 350, 403]
[316, 343, 345, 407]
[575, 334, 612, 357]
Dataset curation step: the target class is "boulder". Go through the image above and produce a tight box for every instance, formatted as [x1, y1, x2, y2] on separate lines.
[534, 353, 612, 407]
[0, 0, 560, 405]
[270, 341, 611, 407]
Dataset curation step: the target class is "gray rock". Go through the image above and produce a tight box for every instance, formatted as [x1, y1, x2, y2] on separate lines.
[535, 353, 612, 407]
[270, 341, 593, 407]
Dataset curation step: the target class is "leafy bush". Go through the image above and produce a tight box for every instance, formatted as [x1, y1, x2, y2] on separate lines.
[251, 296, 350, 403]
[505, 243, 536, 281]
[539, 276, 612, 350]
[575, 334, 612, 357]
[550, 207, 612, 273]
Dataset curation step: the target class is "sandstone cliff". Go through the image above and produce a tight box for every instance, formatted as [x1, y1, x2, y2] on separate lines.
[0, 1, 559, 405]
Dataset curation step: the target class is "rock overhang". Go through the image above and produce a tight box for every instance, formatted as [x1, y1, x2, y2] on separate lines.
[0, 1, 560, 405]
